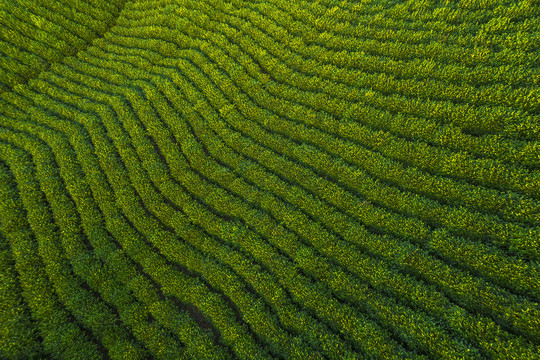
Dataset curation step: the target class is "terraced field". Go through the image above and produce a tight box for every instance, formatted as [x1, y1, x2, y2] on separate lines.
[1, 0, 539, 359]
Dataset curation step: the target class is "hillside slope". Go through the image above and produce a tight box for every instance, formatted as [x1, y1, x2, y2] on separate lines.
[1, 0, 539, 359]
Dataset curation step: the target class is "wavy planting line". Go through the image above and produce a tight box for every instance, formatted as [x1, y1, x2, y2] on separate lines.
[136, 83, 424, 358]
[232, 0, 539, 76]
[107, 8, 540, 166]
[286, 0, 538, 54]
[1, 5, 94, 49]
[1, 0, 539, 358]
[229, 0, 539, 70]
[0, 113, 229, 359]
[110, 50, 494, 358]
[113, 23, 540, 342]
[100, 16, 540, 310]
[5, 77, 350, 358]
[113, 5, 540, 183]
[124, 0, 539, 129]
[94, 18, 540, 177]
[125, 0, 535, 90]
[35, 63, 322, 358]
[150, 60, 536, 358]
[122, 7, 538, 142]
[41, 65, 296, 356]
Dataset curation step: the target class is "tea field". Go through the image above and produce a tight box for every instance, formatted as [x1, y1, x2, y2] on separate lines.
[0, 0, 539, 359]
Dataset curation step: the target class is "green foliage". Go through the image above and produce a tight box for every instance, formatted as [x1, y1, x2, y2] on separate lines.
[1, 0, 539, 358]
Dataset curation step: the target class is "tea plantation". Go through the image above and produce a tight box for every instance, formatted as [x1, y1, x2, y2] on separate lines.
[0, 0, 539, 359]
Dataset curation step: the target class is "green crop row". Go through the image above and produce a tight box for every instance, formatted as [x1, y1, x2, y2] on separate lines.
[176, 3, 534, 231]
[204, 0, 539, 142]
[147, 72, 539, 358]
[112, 0, 536, 332]
[279, 0, 539, 55]
[140, 0, 540, 192]
[50, 34, 412, 358]
[226, 0, 538, 102]
[0, 122, 234, 359]
[0, 82, 237, 359]
[122, 0, 540, 324]
[169, 0, 535, 158]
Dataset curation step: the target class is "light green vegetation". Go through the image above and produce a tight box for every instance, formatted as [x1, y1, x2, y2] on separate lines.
[0, 0, 539, 358]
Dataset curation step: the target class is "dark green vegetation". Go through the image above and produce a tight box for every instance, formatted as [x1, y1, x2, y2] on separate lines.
[0, 0, 539, 358]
